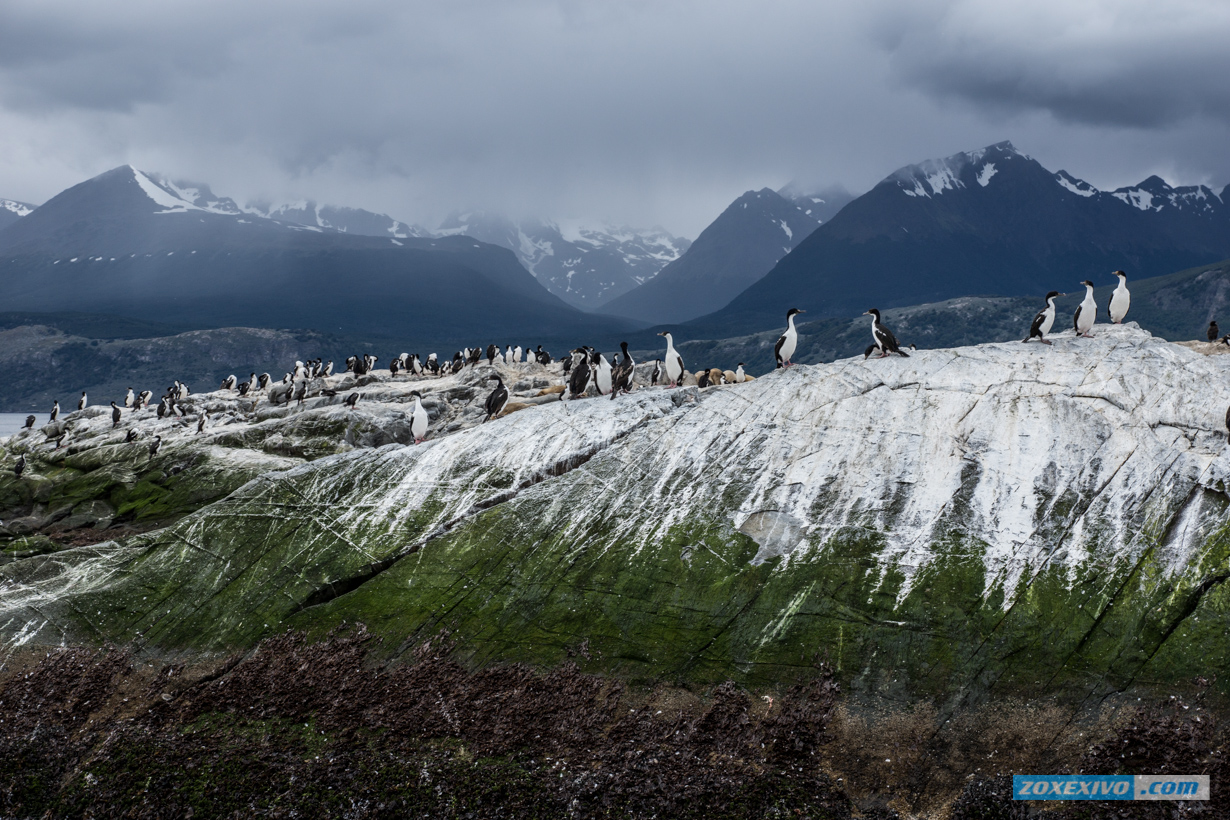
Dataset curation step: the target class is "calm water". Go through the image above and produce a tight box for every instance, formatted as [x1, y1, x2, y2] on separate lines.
[0, 412, 40, 439]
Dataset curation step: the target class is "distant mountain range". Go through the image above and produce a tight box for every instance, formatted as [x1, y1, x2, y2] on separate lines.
[433, 211, 690, 310]
[682, 141, 1230, 337]
[0, 165, 631, 345]
[599, 188, 825, 325]
[247, 201, 432, 241]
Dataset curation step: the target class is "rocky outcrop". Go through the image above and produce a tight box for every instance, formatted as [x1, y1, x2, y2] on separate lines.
[2, 325, 1228, 707]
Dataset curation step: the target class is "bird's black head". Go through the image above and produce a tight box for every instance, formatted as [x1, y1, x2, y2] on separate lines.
[1045, 290, 1061, 300]
[737, 362, 744, 367]
[864, 308, 881, 319]
[1211, 321, 1219, 327]
[787, 308, 804, 317]
[657, 331, 670, 337]
[410, 390, 422, 400]
[1113, 270, 1127, 278]
[620, 341, 629, 351]
[489, 374, 503, 383]
[1082, 280, 1095, 288]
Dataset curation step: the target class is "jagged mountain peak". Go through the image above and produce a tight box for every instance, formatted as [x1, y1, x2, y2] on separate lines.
[887, 140, 1027, 198]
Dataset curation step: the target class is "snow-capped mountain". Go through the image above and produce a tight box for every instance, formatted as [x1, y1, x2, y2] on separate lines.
[0, 198, 36, 230]
[600, 188, 819, 325]
[436, 210, 691, 310]
[687, 141, 1230, 336]
[247, 201, 432, 241]
[0, 165, 631, 343]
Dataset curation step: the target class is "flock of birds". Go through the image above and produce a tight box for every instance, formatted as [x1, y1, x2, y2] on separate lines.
[12, 266, 1222, 481]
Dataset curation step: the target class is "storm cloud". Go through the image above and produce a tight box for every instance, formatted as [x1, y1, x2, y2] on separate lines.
[0, 0, 1227, 236]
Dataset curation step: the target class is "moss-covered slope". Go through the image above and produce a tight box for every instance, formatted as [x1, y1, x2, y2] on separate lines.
[2, 325, 1228, 704]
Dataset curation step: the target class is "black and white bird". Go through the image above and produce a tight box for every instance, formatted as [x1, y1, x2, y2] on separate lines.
[657, 332, 685, 387]
[484, 375, 509, 421]
[1023, 291, 1062, 345]
[221, 375, 237, 390]
[50, 401, 60, 423]
[124, 387, 135, 408]
[197, 414, 207, 434]
[137, 390, 153, 409]
[409, 390, 429, 443]
[258, 373, 271, 391]
[487, 344, 498, 365]
[323, 361, 334, 377]
[774, 308, 805, 368]
[697, 369, 710, 388]
[344, 392, 360, 410]
[238, 379, 251, 397]
[14, 454, 25, 478]
[1108, 270, 1130, 324]
[110, 401, 122, 428]
[568, 349, 592, 399]
[592, 350, 613, 396]
[148, 435, 162, 458]
[650, 360, 663, 387]
[1074, 280, 1097, 337]
[23, 414, 35, 429]
[77, 391, 88, 411]
[1208, 321, 1220, 342]
[611, 342, 635, 398]
[293, 381, 307, 405]
[535, 345, 552, 365]
[864, 309, 909, 358]
[125, 429, 139, 443]
[734, 363, 746, 383]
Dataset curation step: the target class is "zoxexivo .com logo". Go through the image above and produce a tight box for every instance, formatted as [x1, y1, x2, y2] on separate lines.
[1014, 775, 1209, 801]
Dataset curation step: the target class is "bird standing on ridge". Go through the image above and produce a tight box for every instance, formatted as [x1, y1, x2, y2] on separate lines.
[124, 387, 134, 408]
[14, 454, 25, 478]
[110, 401, 122, 428]
[409, 391, 429, 443]
[1208, 321, 1220, 342]
[774, 308, 804, 368]
[1108, 270, 1130, 324]
[484, 375, 509, 421]
[611, 342, 635, 398]
[1074, 280, 1097, 337]
[50, 401, 60, 423]
[77, 391, 87, 411]
[197, 414, 207, 434]
[1023, 291, 1062, 345]
[23, 415, 35, 430]
[344, 392, 360, 410]
[148, 435, 162, 459]
[658, 332, 685, 387]
[864, 309, 908, 358]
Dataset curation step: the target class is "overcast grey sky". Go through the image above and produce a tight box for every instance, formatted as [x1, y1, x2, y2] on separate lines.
[1, 0, 1228, 236]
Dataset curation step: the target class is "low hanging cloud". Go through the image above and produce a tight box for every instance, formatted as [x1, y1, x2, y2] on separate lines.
[0, 0, 1227, 235]
[877, 0, 1230, 128]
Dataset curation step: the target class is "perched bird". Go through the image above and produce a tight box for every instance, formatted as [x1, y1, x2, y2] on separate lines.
[487, 344, 498, 365]
[110, 401, 122, 428]
[258, 373, 271, 390]
[863, 344, 878, 359]
[650, 360, 663, 387]
[137, 390, 153, 409]
[23, 415, 35, 430]
[409, 390, 429, 444]
[734, 363, 746, 383]
[323, 361, 334, 377]
[1208, 321, 1220, 342]
[390, 359, 400, 375]
[774, 308, 805, 368]
[592, 350, 613, 396]
[148, 435, 162, 458]
[197, 414, 207, 434]
[864, 309, 909, 358]
[50, 401, 60, 423]
[568, 349, 592, 399]
[125, 429, 139, 443]
[1023, 291, 1062, 345]
[513, 345, 523, 364]
[535, 345, 552, 365]
[1108, 270, 1130, 324]
[124, 387, 135, 408]
[344, 392, 360, 410]
[14, 454, 25, 479]
[505, 345, 514, 364]
[293, 381, 307, 405]
[484, 375, 509, 421]
[238, 380, 251, 397]
[697, 369, 710, 388]
[610, 342, 635, 399]
[77, 391, 88, 411]
[1074, 280, 1097, 337]
[221, 375, 237, 390]
[657, 332, 685, 387]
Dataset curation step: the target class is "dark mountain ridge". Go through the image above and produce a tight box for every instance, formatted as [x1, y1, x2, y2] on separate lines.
[682, 142, 1230, 338]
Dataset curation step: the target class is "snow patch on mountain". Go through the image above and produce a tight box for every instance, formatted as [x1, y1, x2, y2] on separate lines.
[1055, 171, 1098, 197]
[891, 141, 1022, 198]
[976, 163, 997, 187]
[1, 199, 34, 217]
